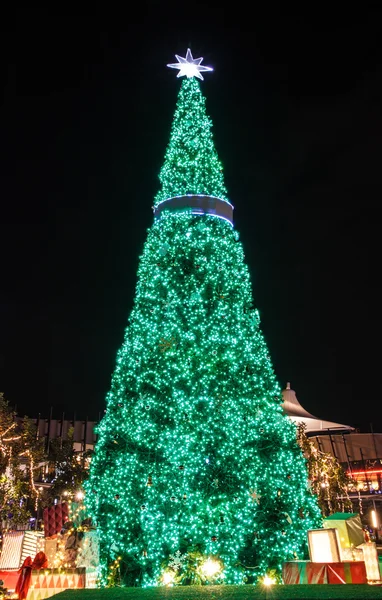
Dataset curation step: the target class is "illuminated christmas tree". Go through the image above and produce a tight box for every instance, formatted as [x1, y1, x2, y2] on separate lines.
[85, 49, 322, 587]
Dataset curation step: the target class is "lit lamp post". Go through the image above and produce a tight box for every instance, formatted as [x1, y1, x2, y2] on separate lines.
[371, 505, 379, 542]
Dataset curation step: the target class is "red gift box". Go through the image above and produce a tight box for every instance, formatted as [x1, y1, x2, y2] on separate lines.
[43, 503, 69, 537]
[0, 570, 19, 591]
[306, 562, 328, 584]
[283, 561, 328, 584]
[283, 561, 308, 584]
[327, 561, 367, 584]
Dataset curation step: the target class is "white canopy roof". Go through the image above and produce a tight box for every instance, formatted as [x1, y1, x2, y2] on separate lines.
[281, 382, 354, 434]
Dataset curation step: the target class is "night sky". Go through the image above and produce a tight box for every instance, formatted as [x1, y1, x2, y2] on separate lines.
[1, 8, 382, 432]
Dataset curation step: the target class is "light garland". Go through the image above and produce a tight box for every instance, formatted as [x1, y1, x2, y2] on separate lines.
[19, 449, 39, 510]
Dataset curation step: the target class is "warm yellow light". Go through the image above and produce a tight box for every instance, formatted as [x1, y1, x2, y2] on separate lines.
[201, 558, 221, 577]
[162, 571, 175, 585]
[263, 575, 275, 586]
[76, 491, 84, 501]
[371, 510, 378, 528]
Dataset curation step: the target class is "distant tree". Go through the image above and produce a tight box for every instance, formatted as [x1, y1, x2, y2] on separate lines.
[0, 393, 44, 527]
[45, 427, 90, 503]
[297, 423, 353, 516]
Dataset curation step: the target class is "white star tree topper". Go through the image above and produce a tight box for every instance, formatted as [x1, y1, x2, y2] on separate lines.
[167, 48, 213, 80]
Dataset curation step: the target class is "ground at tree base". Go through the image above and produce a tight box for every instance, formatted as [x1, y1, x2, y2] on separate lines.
[60, 584, 382, 600]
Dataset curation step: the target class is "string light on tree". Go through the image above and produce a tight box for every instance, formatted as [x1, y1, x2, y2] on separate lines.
[85, 49, 322, 587]
[154, 51, 228, 206]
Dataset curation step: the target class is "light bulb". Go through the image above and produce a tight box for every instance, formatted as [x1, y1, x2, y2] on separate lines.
[201, 558, 221, 577]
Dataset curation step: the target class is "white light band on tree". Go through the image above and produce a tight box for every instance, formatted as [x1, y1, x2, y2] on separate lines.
[154, 195, 234, 225]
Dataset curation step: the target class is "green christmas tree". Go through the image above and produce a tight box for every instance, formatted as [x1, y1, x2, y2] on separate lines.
[85, 50, 322, 587]
[154, 76, 228, 205]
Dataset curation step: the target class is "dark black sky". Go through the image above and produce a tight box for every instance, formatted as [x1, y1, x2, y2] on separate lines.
[1, 7, 382, 432]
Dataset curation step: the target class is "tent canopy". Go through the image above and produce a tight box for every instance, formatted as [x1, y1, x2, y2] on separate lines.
[281, 382, 354, 434]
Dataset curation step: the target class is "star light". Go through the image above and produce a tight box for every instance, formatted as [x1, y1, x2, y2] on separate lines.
[167, 48, 213, 80]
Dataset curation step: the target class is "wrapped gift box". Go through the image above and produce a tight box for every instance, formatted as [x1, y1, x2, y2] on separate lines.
[42, 537, 58, 568]
[283, 561, 367, 585]
[75, 530, 99, 569]
[283, 561, 308, 584]
[358, 542, 381, 582]
[0, 531, 24, 568]
[282, 561, 327, 584]
[21, 530, 45, 566]
[0, 530, 45, 570]
[69, 501, 88, 527]
[306, 562, 328, 584]
[85, 566, 98, 588]
[0, 570, 19, 592]
[326, 561, 367, 584]
[341, 547, 364, 562]
[323, 513, 364, 553]
[57, 529, 99, 569]
[308, 528, 341, 563]
[27, 567, 86, 600]
[43, 503, 69, 537]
